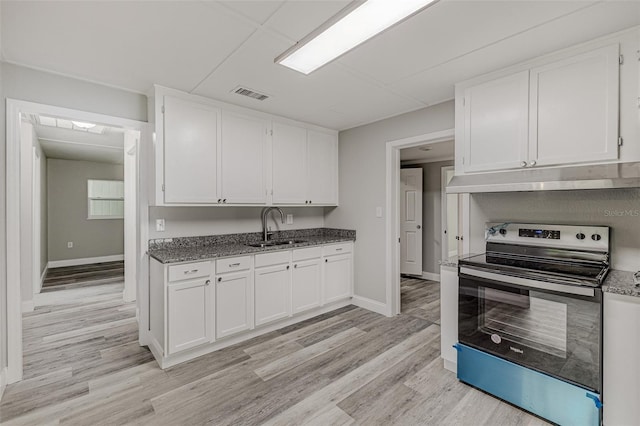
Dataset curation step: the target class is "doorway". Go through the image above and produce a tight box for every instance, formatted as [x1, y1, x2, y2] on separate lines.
[5, 99, 148, 384]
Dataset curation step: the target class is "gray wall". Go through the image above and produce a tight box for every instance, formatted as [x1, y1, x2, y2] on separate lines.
[402, 160, 454, 275]
[468, 189, 640, 272]
[47, 159, 125, 261]
[325, 101, 455, 303]
[149, 207, 325, 240]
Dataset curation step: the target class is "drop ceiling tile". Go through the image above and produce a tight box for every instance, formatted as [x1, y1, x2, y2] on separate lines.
[263, 0, 351, 42]
[217, 1, 285, 24]
[392, 1, 640, 106]
[1, 1, 257, 93]
[339, 0, 597, 85]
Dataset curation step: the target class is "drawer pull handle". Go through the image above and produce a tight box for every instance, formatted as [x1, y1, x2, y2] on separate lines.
[184, 269, 199, 274]
[229, 262, 241, 267]
[218, 277, 222, 282]
[335, 248, 343, 251]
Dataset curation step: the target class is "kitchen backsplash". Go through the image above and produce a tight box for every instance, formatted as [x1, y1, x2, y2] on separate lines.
[469, 188, 640, 272]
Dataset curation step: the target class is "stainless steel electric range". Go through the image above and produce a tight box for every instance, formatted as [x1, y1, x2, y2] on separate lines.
[455, 223, 609, 426]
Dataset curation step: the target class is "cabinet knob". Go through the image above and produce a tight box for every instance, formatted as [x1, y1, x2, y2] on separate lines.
[417, 225, 421, 230]
[205, 280, 211, 286]
[520, 161, 528, 167]
[529, 160, 537, 167]
[223, 199, 227, 203]
[286, 265, 290, 270]
[217, 199, 221, 203]
[325, 259, 328, 263]
[217, 277, 222, 282]
[294, 264, 297, 268]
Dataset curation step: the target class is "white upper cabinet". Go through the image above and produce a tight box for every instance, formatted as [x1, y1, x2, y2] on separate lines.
[457, 43, 622, 174]
[163, 95, 219, 203]
[529, 44, 620, 167]
[220, 111, 268, 204]
[463, 71, 529, 173]
[307, 130, 338, 205]
[272, 122, 308, 204]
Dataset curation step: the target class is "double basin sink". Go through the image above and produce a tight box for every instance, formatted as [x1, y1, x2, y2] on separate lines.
[246, 239, 307, 248]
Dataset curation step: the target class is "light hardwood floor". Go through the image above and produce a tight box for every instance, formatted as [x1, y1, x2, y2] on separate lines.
[1, 276, 549, 425]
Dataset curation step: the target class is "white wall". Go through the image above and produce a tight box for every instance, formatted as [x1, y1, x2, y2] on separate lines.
[468, 189, 640, 272]
[149, 206, 325, 240]
[325, 101, 455, 303]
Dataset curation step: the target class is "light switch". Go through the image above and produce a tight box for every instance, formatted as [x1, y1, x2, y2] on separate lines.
[286, 214, 293, 225]
[156, 219, 165, 232]
[376, 207, 383, 218]
[67, 242, 73, 248]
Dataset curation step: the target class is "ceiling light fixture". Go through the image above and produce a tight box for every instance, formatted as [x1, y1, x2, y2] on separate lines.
[275, 0, 438, 75]
[72, 121, 97, 129]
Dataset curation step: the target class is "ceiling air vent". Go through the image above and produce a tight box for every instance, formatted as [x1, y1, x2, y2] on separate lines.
[232, 86, 270, 101]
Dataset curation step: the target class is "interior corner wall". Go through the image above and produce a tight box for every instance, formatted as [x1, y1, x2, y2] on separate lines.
[48, 159, 125, 262]
[402, 160, 454, 276]
[324, 101, 455, 304]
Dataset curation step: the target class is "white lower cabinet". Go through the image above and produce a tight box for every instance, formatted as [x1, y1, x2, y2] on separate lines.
[167, 277, 214, 355]
[603, 292, 640, 425]
[254, 263, 291, 326]
[215, 270, 252, 339]
[292, 258, 322, 314]
[439, 265, 459, 373]
[323, 253, 352, 304]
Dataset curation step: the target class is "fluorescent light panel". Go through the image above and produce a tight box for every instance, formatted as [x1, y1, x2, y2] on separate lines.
[276, 0, 437, 75]
[72, 121, 96, 129]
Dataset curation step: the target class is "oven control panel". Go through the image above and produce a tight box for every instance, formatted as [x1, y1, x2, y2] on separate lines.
[518, 228, 560, 239]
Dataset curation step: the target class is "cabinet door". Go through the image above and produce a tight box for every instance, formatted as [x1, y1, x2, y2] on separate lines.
[167, 278, 213, 355]
[292, 258, 321, 314]
[307, 130, 338, 205]
[163, 96, 219, 203]
[529, 44, 619, 167]
[323, 253, 352, 304]
[254, 264, 291, 326]
[220, 111, 267, 204]
[272, 122, 308, 204]
[216, 271, 251, 338]
[463, 71, 529, 173]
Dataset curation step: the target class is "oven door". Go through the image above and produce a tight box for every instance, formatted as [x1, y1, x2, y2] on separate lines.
[458, 266, 602, 393]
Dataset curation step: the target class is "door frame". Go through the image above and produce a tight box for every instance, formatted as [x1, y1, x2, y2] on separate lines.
[441, 166, 455, 260]
[385, 128, 468, 316]
[5, 99, 149, 384]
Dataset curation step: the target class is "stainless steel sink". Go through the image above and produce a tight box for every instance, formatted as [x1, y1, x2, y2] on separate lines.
[246, 239, 306, 248]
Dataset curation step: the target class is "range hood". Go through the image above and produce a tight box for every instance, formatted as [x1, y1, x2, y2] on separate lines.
[447, 162, 640, 193]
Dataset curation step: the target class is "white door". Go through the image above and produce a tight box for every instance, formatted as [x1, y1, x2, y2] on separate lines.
[307, 130, 338, 205]
[292, 258, 321, 314]
[400, 168, 423, 276]
[529, 44, 619, 167]
[463, 71, 529, 172]
[163, 95, 219, 203]
[123, 131, 137, 302]
[220, 111, 267, 204]
[441, 167, 461, 260]
[272, 122, 307, 204]
[254, 264, 291, 326]
[216, 271, 251, 338]
[167, 278, 214, 354]
[323, 254, 352, 304]
[32, 147, 41, 294]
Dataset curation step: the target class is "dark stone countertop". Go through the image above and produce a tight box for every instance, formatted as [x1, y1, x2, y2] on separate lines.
[148, 228, 355, 264]
[602, 269, 640, 297]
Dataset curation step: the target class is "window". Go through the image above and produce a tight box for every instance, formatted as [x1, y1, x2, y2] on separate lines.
[87, 179, 124, 219]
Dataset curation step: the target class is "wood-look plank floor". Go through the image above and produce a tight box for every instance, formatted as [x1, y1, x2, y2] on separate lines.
[1, 276, 550, 425]
[43, 261, 125, 290]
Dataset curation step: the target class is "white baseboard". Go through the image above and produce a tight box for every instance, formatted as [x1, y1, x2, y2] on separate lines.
[0, 367, 7, 401]
[353, 295, 391, 317]
[421, 271, 441, 282]
[48, 254, 124, 269]
[21, 300, 35, 313]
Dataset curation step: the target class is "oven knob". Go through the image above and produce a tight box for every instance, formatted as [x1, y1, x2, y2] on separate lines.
[576, 233, 586, 240]
[592, 234, 602, 241]
[499, 228, 507, 236]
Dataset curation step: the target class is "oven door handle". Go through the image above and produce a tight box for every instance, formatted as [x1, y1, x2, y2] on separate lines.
[459, 266, 595, 297]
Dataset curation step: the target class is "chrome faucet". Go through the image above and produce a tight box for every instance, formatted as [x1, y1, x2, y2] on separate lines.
[261, 207, 285, 242]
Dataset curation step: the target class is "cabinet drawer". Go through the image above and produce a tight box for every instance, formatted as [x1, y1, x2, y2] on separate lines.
[293, 246, 322, 261]
[168, 261, 212, 282]
[255, 251, 290, 268]
[216, 256, 251, 273]
[323, 242, 352, 256]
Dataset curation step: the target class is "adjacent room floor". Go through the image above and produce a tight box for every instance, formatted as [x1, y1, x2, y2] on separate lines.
[0, 277, 549, 425]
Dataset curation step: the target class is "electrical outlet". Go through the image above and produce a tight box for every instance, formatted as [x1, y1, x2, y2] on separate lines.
[286, 214, 293, 225]
[67, 242, 73, 248]
[156, 219, 165, 232]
